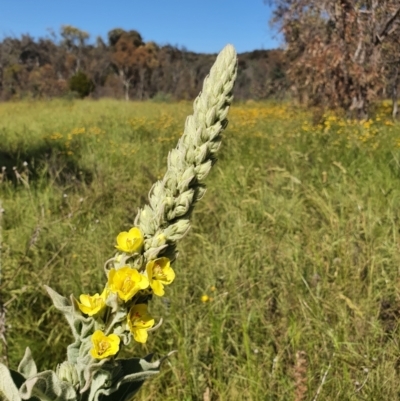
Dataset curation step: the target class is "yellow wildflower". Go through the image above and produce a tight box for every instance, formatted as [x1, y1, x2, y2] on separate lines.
[146, 257, 175, 296]
[77, 288, 108, 316]
[201, 295, 209, 303]
[127, 304, 155, 343]
[115, 227, 144, 253]
[108, 267, 149, 301]
[90, 330, 120, 359]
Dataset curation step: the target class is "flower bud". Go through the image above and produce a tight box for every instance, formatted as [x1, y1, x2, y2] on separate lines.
[56, 361, 79, 386]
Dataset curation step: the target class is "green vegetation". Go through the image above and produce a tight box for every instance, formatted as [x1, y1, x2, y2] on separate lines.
[69, 71, 94, 98]
[1, 99, 400, 400]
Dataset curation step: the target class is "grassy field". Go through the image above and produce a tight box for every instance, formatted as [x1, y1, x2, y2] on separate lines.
[1, 98, 400, 400]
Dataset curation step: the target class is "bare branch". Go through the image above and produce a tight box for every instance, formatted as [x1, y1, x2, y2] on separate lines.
[375, 5, 400, 44]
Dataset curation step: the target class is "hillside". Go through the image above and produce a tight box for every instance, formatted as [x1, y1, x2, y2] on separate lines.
[0, 29, 287, 101]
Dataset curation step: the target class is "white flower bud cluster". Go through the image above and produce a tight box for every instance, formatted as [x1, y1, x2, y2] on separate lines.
[135, 44, 238, 260]
[56, 361, 79, 386]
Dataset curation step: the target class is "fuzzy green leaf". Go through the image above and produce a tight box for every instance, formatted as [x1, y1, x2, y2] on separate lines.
[93, 354, 172, 401]
[19, 370, 77, 401]
[86, 369, 112, 401]
[9, 369, 26, 390]
[44, 286, 94, 343]
[0, 362, 22, 401]
[18, 348, 37, 379]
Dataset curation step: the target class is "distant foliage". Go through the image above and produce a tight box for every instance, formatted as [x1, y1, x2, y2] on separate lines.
[69, 71, 94, 98]
[0, 26, 287, 101]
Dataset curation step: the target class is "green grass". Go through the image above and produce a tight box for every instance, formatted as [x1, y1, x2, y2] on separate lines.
[2, 99, 400, 400]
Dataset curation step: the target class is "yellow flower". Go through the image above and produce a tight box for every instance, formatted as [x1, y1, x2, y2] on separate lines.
[108, 267, 149, 301]
[201, 295, 209, 303]
[90, 330, 120, 359]
[77, 288, 108, 316]
[127, 304, 155, 343]
[115, 227, 144, 253]
[146, 257, 175, 296]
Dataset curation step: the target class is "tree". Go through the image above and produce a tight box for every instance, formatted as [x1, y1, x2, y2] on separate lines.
[109, 29, 142, 100]
[60, 25, 89, 73]
[69, 71, 94, 98]
[109, 29, 159, 100]
[380, 6, 400, 118]
[267, 0, 400, 117]
[85, 37, 111, 96]
[28, 64, 65, 98]
[135, 42, 159, 99]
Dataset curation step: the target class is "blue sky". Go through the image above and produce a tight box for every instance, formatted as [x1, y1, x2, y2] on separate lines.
[0, 0, 281, 53]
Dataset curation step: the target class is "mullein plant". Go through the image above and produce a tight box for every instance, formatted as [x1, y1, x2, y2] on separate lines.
[0, 44, 237, 401]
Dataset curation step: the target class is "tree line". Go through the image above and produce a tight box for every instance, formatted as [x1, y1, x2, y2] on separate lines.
[0, 26, 287, 101]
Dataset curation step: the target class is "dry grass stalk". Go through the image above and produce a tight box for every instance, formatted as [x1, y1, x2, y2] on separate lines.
[0, 200, 7, 366]
[203, 386, 211, 401]
[294, 350, 308, 401]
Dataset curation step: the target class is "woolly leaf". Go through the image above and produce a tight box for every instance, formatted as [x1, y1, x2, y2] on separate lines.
[19, 370, 77, 401]
[44, 286, 95, 342]
[94, 354, 162, 401]
[9, 369, 26, 390]
[86, 369, 111, 401]
[18, 348, 37, 379]
[0, 363, 21, 401]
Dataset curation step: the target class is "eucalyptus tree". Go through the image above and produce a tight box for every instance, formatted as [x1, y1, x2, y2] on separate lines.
[268, 0, 400, 116]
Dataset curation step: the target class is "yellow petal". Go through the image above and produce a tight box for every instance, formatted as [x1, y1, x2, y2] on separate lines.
[127, 304, 155, 341]
[115, 232, 129, 252]
[79, 294, 92, 308]
[133, 328, 148, 343]
[146, 257, 175, 296]
[115, 227, 143, 253]
[131, 303, 149, 318]
[78, 293, 105, 316]
[163, 265, 175, 284]
[108, 267, 149, 302]
[151, 279, 165, 296]
[90, 330, 120, 359]
[128, 227, 142, 238]
[138, 274, 149, 290]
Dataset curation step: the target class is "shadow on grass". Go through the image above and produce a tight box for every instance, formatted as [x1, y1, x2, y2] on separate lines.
[0, 143, 93, 186]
